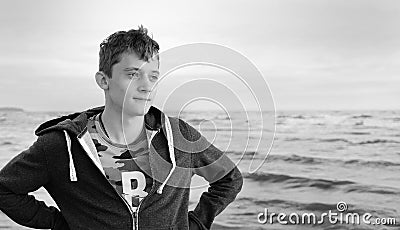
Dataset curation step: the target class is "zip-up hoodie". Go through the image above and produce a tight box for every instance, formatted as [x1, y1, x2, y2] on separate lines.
[0, 106, 243, 230]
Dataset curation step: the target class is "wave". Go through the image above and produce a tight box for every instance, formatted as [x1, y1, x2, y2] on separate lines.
[199, 128, 273, 132]
[343, 131, 371, 135]
[230, 151, 258, 156]
[0, 141, 13, 146]
[392, 117, 400, 121]
[343, 159, 400, 167]
[284, 137, 314, 142]
[237, 197, 335, 213]
[187, 118, 209, 123]
[284, 136, 399, 146]
[251, 199, 337, 212]
[358, 139, 400, 145]
[187, 116, 231, 123]
[284, 137, 399, 145]
[268, 154, 322, 165]
[243, 172, 355, 189]
[383, 117, 400, 122]
[214, 115, 230, 120]
[352, 114, 373, 119]
[236, 197, 393, 217]
[228, 151, 400, 168]
[318, 138, 400, 145]
[344, 186, 400, 195]
[278, 114, 320, 120]
[291, 115, 306, 119]
[284, 154, 400, 167]
[277, 114, 289, 119]
[354, 121, 364, 126]
[242, 172, 400, 195]
[318, 138, 353, 144]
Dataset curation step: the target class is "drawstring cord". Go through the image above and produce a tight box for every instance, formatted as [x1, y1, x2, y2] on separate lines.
[63, 114, 176, 190]
[64, 130, 78, 182]
[157, 115, 176, 194]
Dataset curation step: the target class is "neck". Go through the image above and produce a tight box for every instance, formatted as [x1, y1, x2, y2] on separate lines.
[101, 104, 145, 145]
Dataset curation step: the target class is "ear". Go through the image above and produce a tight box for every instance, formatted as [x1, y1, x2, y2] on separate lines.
[95, 71, 109, 90]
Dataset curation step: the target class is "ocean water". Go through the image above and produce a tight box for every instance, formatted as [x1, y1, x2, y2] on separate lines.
[0, 109, 399, 230]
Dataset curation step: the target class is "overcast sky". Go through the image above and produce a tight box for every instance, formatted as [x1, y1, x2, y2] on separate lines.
[0, 0, 399, 111]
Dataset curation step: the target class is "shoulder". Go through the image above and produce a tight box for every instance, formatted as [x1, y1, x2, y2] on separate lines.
[167, 116, 210, 153]
[36, 130, 68, 152]
[167, 116, 200, 141]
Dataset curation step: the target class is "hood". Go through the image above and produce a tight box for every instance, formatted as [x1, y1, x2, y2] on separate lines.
[35, 105, 175, 194]
[35, 105, 163, 137]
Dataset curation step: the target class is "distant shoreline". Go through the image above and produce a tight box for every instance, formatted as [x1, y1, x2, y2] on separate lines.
[0, 107, 24, 112]
[0, 106, 399, 113]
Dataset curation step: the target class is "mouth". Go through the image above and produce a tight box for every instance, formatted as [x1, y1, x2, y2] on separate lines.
[132, 97, 151, 101]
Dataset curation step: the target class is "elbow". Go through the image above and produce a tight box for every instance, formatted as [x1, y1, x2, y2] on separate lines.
[233, 166, 243, 194]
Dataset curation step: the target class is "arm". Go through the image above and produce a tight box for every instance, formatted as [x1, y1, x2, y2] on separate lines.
[0, 135, 68, 229]
[183, 120, 243, 229]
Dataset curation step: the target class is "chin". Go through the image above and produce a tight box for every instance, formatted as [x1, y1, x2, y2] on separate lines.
[123, 105, 150, 117]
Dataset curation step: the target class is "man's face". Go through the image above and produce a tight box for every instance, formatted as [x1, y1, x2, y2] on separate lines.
[107, 52, 159, 116]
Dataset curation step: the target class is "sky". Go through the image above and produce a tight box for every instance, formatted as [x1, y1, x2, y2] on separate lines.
[0, 0, 399, 112]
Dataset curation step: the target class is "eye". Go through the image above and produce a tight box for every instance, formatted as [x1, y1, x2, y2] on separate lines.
[127, 72, 139, 78]
[150, 75, 159, 82]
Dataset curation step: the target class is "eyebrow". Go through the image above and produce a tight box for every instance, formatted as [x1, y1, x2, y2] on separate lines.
[123, 67, 140, 71]
[123, 67, 159, 74]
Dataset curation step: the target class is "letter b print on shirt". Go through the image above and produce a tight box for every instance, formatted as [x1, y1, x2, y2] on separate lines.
[121, 171, 148, 209]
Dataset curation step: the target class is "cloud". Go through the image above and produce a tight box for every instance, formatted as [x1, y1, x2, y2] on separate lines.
[0, 0, 399, 110]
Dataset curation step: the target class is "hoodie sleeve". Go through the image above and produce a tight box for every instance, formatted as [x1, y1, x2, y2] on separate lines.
[0, 135, 68, 229]
[181, 119, 243, 230]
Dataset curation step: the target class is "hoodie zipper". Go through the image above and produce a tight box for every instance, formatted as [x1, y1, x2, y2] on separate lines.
[77, 125, 162, 230]
[135, 180, 156, 229]
[135, 128, 160, 229]
[109, 180, 136, 230]
[83, 151, 136, 229]
[77, 135, 136, 230]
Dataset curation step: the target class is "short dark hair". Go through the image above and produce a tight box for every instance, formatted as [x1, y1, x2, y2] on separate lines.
[99, 25, 160, 78]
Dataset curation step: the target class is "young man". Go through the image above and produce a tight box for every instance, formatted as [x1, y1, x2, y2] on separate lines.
[0, 26, 243, 229]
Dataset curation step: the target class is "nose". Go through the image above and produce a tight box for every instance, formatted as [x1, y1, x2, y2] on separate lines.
[136, 73, 150, 90]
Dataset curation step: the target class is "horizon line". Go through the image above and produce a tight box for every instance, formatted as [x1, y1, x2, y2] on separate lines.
[1, 106, 399, 113]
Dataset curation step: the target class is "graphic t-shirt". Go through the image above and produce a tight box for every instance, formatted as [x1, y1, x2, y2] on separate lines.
[87, 113, 153, 212]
